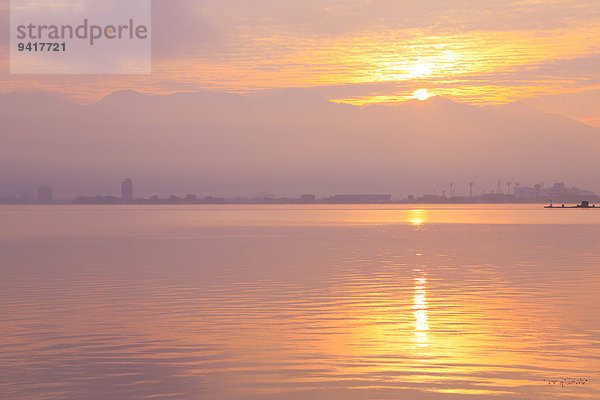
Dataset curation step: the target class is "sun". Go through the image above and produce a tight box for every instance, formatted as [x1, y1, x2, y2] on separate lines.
[413, 89, 432, 101]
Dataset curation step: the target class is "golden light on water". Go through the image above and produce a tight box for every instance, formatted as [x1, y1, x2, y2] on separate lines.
[412, 272, 429, 348]
[409, 209, 427, 226]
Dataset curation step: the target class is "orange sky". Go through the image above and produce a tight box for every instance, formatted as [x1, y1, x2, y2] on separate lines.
[1, 0, 600, 124]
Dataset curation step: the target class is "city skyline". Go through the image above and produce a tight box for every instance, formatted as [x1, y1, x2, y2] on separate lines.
[2, 178, 597, 205]
[1, 89, 599, 199]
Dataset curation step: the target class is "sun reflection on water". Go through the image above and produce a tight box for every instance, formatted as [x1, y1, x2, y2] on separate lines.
[409, 209, 427, 229]
[412, 271, 429, 347]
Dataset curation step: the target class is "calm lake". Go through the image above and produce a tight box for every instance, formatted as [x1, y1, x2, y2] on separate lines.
[1, 205, 599, 399]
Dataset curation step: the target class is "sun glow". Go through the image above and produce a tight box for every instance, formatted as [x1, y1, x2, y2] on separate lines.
[413, 89, 432, 101]
[408, 63, 433, 78]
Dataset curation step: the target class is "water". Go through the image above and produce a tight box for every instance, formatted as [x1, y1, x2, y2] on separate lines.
[1, 205, 599, 399]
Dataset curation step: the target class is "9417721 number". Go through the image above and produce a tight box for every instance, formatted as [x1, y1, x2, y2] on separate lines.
[17, 42, 66, 52]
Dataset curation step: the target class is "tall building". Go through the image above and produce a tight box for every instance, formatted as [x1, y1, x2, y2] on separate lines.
[121, 178, 133, 202]
[37, 186, 53, 204]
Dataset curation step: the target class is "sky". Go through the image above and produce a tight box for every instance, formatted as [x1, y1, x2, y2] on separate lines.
[1, 0, 600, 116]
[2, 0, 600, 198]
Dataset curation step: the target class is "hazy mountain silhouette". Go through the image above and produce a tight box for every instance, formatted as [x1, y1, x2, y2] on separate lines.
[1, 89, 598, 197]
[523, 89, 600, 129]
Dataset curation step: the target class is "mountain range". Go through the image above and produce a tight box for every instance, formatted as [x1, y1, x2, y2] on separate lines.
[1, 89, 599, 198]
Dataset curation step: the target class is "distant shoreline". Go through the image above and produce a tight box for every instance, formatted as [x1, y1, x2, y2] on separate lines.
[0, 201, 582, 206]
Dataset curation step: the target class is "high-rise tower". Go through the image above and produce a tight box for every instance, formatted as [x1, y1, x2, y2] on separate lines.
[121, 178, 133, 202]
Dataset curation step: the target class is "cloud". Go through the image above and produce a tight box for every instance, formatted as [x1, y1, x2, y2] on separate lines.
[1, 0, 599, 111]
[151, 0, 224, 58]
[179, 0, 600, 36]
[449, 53, 600, 91]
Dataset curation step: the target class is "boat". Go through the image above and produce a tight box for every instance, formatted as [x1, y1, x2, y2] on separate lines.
[545, 201, 597, 208]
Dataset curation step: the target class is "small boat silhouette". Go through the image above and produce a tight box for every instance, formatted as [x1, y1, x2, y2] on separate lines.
[545, 201, 597, 209]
